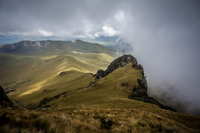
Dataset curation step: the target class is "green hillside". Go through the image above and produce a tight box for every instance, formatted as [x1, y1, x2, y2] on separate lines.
[0, 40, 115, 56]
[0, 41, 200, 133]
[0, 57, 200, 133]
[0, 40, 115, 106]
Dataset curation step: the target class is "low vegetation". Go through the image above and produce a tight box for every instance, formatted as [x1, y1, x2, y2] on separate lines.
[0, 107, 200, 133]
[0, 41, 200, 132]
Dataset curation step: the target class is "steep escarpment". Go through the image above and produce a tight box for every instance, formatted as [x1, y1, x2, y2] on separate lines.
[95, 55, 174, 111]
[95, 55, 147, 97]
[96, 55, 138, 79]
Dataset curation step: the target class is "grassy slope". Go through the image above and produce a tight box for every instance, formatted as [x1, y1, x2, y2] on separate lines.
[35, 40, 115, 57]
[0, 40, 115, 57]
[0, 41, 200, 132]
[25, 62, 200, 132]
[0, 52, 114, 105]
[0, 107, 199, 133]
[49, 63, 142, 109]
[0, 62, 200, 132]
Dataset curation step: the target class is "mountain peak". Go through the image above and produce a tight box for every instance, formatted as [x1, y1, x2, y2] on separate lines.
[95, 54, 175, 111]
[95, 54, 138, 79]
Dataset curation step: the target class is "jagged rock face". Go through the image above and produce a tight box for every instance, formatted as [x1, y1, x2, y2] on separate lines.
[95, 54, 148, 97]
[94, 54, 175, 111]
[105, 54, 138, 75]
[95, 55, 148, 91]
[0, 86, 13, 108]
[95, 54, 138, 79]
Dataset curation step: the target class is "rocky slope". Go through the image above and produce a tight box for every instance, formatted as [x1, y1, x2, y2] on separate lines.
[0, 86, 13, 108]
[96, 54, 138, 79]
[95, 55, 175, 111]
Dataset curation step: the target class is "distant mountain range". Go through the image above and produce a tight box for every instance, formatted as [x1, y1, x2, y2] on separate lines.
[0, 40, 115, 56]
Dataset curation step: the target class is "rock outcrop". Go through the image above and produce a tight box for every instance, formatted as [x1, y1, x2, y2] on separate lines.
[96, 54, 139, 79]
[95, 54, 148, 95]
[95, 54, 175, 111]
[95, 54, 148, 96]
[0, 86, 13, 108]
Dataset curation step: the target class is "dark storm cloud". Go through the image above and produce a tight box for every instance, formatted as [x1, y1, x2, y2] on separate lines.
[0, 0, 200, 114]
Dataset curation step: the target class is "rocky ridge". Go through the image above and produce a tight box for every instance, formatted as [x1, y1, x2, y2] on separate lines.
[95, 54, 148, 96]
[95, 54, 175, 111]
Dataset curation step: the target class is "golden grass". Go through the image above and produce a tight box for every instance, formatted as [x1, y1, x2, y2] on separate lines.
[18, 80, 47, 97]
[0, 52, 113, 104]
[46, 62, 142, 109]
[1, 53, 200, 132]
[0, 107, 199, 133]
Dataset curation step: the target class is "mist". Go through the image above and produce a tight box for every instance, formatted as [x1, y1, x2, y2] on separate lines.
[119, 1, 200, 114]
[0, 0, 200, 114]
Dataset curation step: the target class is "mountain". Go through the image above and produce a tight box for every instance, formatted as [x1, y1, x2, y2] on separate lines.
[32, 55, 174, 111]
[0, 40, 115, 106]
[0, 40, 115, 56]
[95, 55, 175, 111]
[0, 41, 200, 132]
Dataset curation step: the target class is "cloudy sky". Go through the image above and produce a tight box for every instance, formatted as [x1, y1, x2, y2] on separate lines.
[0, 0, 200, 114]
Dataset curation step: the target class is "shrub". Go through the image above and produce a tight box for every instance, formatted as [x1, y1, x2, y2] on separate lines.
[100, 117, 113, 130]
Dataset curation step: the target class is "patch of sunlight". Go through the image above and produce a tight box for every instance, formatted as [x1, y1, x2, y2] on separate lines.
[15, 54, 96, 97]
[57, 68, 91, 75]
[72, 51, 114, 61]
[18, 68, 91, 97]
[55, 59, 92, 74]
[72, 51, 83, 54]
[74, 58, 89, 64]
[18, 61, 69, 97]
[72, 51, 99, 55]
[40, 55, 58, 60]
[18, 80, 47, 97]
[99, 53, 114, 62]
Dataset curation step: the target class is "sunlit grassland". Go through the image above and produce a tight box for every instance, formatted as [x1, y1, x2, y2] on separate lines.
[0, 105, 200, 133]
[22, 62, 143, 109]
[0, 52, 114, 106]
[1, 40, 200, 133]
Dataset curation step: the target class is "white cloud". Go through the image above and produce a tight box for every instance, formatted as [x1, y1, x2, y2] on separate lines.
[38, 29, 53, 37]
[72, 40, 76, 43]
[96, 25, 118, 37]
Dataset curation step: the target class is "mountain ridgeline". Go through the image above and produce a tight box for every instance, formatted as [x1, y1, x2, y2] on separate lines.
[0, 40, 115, 100]
[0, 40, 115, 56]
[95, 55, 175, 111]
